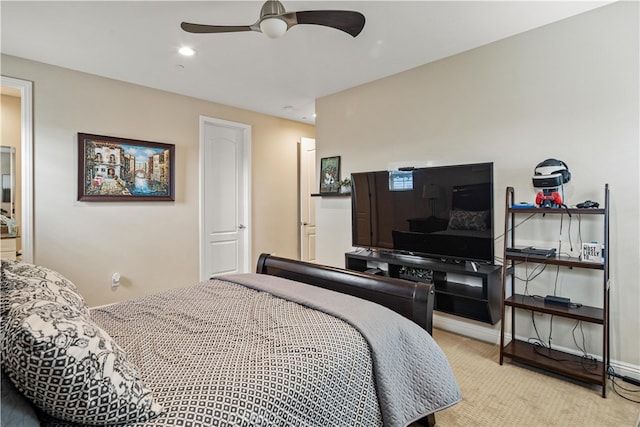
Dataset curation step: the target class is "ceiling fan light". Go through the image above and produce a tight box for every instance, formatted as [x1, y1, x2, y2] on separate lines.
[260, 17, 287, 38]
[178, 46, 196, 57]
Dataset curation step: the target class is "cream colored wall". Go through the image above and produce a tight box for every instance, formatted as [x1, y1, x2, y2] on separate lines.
[0, 94, 21, 251]
[1, 54, 314, 306]
[316, 2, 639, 369]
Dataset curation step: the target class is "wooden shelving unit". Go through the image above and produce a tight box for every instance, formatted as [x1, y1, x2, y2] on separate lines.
[499, 185, 610, 397]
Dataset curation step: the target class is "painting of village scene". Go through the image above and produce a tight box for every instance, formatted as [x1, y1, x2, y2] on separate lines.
[78, 133, 175, 201]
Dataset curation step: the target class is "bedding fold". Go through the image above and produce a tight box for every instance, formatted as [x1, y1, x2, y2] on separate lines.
[223, 273, 461, 426]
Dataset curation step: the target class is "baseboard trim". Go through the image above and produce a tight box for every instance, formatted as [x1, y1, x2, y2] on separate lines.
[433, 312, 501, 344]
[433, 312, 640, 383]
[610, 359, 640, 381]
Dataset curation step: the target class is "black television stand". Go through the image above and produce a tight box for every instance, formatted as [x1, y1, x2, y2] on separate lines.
[345, 250, 502, 324]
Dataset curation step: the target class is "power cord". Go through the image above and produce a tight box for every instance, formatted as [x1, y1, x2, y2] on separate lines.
[516, 261, 548, 297]
[494, 213, 537, 244]
[570, 320, 598, 373]
[558, 212, 574, 255]
[608, 366, 640, 403]
[528, 336, 599, 373]
[577, 214, 584, 258]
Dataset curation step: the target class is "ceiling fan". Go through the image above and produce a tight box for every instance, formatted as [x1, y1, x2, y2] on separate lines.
[181, 0, 366, 39]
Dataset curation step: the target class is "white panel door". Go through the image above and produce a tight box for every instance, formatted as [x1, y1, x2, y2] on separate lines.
[200, 117, 251, 280]
[299, 137, 316, 262]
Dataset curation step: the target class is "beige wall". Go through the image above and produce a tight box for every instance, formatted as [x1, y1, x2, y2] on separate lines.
[1, 54, 314, 306]
[316, 2, 639, 370]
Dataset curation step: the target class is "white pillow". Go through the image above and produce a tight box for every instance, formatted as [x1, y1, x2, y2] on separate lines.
[1, 259, 89, 316]
[2, 299, 163, 425]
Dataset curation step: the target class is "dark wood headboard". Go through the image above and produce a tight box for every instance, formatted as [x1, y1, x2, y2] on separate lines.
[256, 253, 435, 334]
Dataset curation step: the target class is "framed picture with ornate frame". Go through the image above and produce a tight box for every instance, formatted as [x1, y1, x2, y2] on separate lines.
[77, 133, 175, 202]
[319, 156, 341, 195]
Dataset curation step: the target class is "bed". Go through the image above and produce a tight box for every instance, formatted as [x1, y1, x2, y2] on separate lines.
[1, 254, 461, 427]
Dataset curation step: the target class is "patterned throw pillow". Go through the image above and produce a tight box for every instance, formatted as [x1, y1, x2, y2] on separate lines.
[2, 299, 163, 425]
[448, 210, 490, 231]
[1, 260, 89, 316]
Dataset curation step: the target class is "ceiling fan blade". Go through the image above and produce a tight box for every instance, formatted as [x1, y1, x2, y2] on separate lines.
[181, 22, 255, 34]
[291, 10, 365, 37]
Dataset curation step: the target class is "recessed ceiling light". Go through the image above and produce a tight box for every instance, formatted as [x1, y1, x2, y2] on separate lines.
[178, 46, 196, 57]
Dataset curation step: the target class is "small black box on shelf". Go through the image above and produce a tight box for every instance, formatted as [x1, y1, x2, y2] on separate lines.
[544, 295, 570, 306]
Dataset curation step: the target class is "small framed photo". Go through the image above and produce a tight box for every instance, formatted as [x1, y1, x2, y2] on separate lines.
[319, 156, 341, 194]
[78, 133, 175, 202]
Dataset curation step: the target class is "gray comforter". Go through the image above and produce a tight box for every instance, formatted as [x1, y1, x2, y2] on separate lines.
[41, 274, 460, 426]
[225, 274, 461, 426]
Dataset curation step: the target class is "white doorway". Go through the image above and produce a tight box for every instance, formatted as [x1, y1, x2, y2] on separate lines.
[1, 76, 33, 263]
[199, 116, 251, 280]
[299, 137, 316, 262]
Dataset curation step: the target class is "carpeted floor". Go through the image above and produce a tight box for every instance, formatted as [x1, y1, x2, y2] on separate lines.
[430, 329, 640, 427]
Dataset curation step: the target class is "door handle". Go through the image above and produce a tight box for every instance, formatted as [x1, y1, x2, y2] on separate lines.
[238, 224, 246, 230]
[302, 222, 308, 226]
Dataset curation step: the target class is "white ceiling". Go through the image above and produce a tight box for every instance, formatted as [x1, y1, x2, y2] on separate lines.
[1, 1, 612, 124]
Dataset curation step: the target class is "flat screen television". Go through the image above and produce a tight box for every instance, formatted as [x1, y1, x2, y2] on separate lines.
[351, 162, 494, 263]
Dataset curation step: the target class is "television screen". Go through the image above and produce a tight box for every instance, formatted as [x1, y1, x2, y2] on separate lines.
[351, 162, 494, 263]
